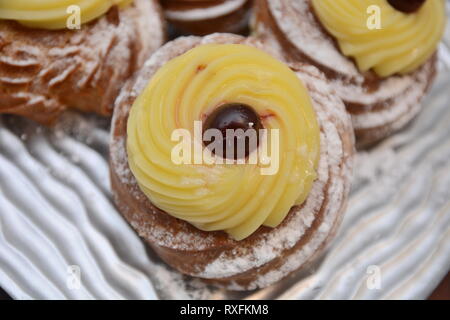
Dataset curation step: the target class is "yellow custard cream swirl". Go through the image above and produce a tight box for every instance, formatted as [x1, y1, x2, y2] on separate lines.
[0, 0, 131, 29]
[127, 44, 320, 240]
[312, 0, 446, 77]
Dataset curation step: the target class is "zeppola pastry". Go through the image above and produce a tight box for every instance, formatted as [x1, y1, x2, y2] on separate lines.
[110, 33, 354, 290]
[160, 0, 252, 35]
[0, 0, 165, 125]
[253, 0, 446, 147]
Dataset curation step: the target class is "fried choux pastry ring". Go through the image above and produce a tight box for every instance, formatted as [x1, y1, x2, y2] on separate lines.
[110, 34, 354, 290]
[253, 0, 445, 148]
[0, 0, 165, 125]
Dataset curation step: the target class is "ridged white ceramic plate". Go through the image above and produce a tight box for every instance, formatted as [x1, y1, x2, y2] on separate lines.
[1, 22, 449, 301]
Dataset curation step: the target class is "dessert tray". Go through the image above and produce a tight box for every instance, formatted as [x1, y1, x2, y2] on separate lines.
[0, 24, 449, 301]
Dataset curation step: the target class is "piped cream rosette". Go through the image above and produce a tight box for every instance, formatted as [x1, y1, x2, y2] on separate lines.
[0, 0, 132, 29]
[312, 0, 446, 77]
[127, 44, 320, 240]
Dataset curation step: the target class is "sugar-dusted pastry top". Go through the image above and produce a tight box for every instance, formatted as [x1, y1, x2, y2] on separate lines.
[162, 0, 247, 21]
[126, 43, 320, 240]
[311, 0, 446, 77]
[0, 0, 131, 29]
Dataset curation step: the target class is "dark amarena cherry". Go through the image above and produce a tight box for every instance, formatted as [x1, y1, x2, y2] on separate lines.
[387, 0, 426, 13]
[203, 103, 263, 160]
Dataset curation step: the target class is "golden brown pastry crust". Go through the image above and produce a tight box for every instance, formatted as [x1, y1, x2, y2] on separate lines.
[161, 0, 252, 35]
[0, 0, 165, 125]
[253, 0, 437, 148]
[110, 33, 355, 290]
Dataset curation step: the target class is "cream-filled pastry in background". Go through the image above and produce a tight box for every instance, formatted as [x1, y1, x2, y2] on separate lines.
[0, 0, 165, 125]
[253, 0, 446, 147]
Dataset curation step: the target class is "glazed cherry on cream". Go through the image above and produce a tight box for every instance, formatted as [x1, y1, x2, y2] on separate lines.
[203, 103, 263, 160]
[387, 0, 426, 13]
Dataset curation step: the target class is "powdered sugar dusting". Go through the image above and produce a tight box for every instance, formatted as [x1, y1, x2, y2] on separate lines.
[110, 34, 354, 289]
[255, 0, 436, 146]
[269, 0, 358, 76]
[165, 0, 246, 21]
[351, 61, 433, 129]
[0, 0, 165, 124]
